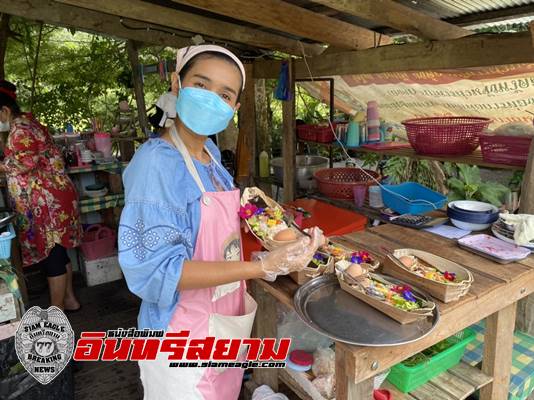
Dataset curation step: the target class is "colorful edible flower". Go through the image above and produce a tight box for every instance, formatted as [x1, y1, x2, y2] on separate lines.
[239, 203, 258, 219]
[350, 251, 372, 264]
[402, 290, 417, 302]
[267, 219, 277, 227]
[443, 271, 456, 282]
[314, 253, 325, 262]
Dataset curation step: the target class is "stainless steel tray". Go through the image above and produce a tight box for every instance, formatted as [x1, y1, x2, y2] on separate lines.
[293, 274, 440, 347]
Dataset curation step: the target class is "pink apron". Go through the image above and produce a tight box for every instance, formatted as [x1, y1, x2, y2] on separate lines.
[139, 126, 257, 399]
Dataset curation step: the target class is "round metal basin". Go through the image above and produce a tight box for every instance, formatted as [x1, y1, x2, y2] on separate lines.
[271, 155, 329, 190]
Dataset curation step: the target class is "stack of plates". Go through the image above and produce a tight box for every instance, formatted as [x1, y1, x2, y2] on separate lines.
[492, 218, 534, 251]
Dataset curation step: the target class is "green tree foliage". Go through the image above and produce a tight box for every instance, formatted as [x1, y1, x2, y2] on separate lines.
[4, 18, 172, 132]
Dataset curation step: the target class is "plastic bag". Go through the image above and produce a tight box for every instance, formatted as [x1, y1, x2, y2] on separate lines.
[312, 373, 336, 399]
[252, 384, 289, 400]
[277, 304, 333, 352]
[0, 336, 74, 400]
[492, 122, 534, 137]
[312, 347, 335, 377]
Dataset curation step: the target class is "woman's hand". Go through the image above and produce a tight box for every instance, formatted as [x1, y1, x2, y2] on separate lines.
[255, 227, 325, 281]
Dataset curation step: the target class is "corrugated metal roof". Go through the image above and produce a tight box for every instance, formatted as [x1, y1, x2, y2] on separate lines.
[396, 0, 534, 20]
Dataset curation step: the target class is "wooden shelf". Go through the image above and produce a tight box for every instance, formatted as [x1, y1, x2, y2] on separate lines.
[79, 194, 124, 214]
[67, 162, 128, 175]
[279, 362, 492, 400]
[298, 139, 524, 170]
[382, 362, 493, 400]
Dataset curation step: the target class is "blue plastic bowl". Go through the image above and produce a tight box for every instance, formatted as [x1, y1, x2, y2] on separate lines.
[380, 182, 447, 215]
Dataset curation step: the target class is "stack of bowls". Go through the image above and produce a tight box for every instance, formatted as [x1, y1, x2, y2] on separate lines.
[447, 200, 499, 231]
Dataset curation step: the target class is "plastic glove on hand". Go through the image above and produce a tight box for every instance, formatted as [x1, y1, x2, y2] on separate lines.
[255, 227, 325, 281]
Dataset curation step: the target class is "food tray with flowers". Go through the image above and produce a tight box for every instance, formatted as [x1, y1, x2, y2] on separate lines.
[240, 187, 302, 250]
[290, 251, 334, 285]
[321, 242, 380, 270]
[382, 249, 473, 303]
[335, 261, 435, 324]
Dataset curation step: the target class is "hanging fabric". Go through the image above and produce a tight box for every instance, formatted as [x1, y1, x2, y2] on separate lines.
[274, 61, 291, 101]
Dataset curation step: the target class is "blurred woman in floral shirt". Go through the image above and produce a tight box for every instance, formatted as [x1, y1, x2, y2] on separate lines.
[0, 80, 82, 311]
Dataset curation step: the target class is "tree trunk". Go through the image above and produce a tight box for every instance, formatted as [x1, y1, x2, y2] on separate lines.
[255, 79, 271, 154]
[0, 14, 11, 80]
[29, 22, 43, 112]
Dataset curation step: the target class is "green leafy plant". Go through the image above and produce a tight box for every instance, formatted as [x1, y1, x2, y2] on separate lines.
[447, 164, 510, 206]
[402, 338, 455, 367]
[383, 156, 443, 191]
[509, 170, 524, 192]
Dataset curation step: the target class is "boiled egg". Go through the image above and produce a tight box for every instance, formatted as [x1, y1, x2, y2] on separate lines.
[273, 228, 298, 242]
[346, 263, 364, 278]
[398, 255, 416, 269]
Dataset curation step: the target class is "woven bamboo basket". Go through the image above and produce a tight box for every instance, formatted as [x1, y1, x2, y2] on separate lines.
[382, 249, 473, 303]
[241, 187, 301, 251]
[338, 272, 435, 325]
[290, 253, 334, 285]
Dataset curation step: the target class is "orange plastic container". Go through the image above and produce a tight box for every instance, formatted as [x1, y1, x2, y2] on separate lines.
[241, 199, 367, 261]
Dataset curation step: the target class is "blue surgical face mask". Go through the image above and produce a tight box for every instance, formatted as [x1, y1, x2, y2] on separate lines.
[175, 84, 235, 136]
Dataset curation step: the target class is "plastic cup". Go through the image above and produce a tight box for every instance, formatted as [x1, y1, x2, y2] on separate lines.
[353, 185, 367, 208]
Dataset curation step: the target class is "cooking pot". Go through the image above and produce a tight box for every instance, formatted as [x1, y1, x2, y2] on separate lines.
[271, 155, 329, 190]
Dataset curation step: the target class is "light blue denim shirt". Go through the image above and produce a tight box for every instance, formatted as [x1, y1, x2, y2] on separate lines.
[118, 137, 234, 330]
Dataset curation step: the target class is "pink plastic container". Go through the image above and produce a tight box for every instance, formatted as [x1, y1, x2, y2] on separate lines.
[94, 132, 112, 158]
[80, 224, 116, 260]
[353, 185, 368, 207]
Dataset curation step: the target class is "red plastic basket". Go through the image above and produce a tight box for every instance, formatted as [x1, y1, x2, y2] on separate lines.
[402, 117, 491, 156]
[80, 224, 116, 261]
[297, 124, 336, 143]
[480, 134, 533, 167]
[314, 168, 380, 200]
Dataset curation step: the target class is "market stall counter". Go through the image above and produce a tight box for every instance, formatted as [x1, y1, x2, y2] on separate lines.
[250, 223, 534, 400]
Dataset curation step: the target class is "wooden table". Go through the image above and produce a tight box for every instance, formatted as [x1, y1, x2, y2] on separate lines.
[250, 224, 534, 400]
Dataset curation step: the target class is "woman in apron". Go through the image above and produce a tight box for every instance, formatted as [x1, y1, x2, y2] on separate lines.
[118, 45, 323, 400]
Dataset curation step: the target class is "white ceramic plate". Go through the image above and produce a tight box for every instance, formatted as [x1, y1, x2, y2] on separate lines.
[491, 227, 534, 251]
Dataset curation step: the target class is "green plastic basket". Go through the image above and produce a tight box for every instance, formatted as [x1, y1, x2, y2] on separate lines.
[387, 328, 476, 393]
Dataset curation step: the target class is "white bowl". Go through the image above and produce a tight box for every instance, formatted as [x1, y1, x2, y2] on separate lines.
[449, 200, 497, 213]
[450, 218, 491, 231]
[85, 187, 108, 198]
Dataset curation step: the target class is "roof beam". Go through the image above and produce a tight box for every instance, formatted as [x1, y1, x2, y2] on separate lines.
[311, 0, 472, 40]
[0, 0, 194, 48]
[54, 0, 324, 56]
[169, 0, 392, 50]
[253, 32, 534, 79]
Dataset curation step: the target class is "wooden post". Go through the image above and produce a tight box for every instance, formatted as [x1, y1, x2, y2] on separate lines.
[282, 59, 296, 203]
[336, 343, 374, 400]
[519, 139, 534, 214]
[126, 40, 149, 137]
[250, 280, 279, 391]
[480, 302, 517, 400]
[237, 63, 256, 186]
[0, 13, 11, 80]
[255, 78, 273, 196]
